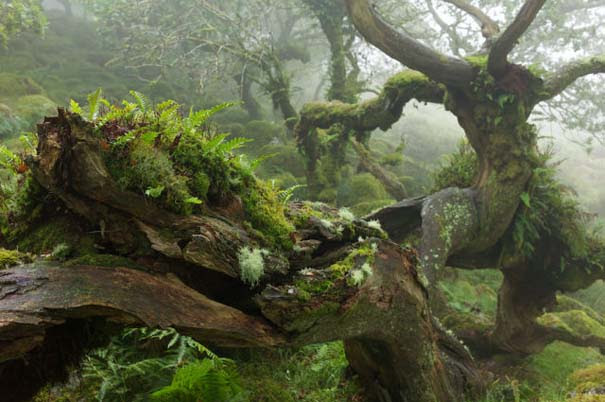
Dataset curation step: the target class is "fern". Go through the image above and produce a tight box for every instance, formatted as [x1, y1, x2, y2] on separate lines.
[81, 327, 226, 402]
[87, 88, 104, 121]
[129, 90, 152, 114]
[69, 99, 83, 115]
[277, 184, 306, 205]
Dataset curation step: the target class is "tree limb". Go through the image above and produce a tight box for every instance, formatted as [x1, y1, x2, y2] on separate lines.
[351, 139, 408, 200]
[441, 0, 500, 38]
[487, 0, 546, 78]
[0, 264, 285, 366]
[538, 56, 605, 102]
[344, 0, 475, 86]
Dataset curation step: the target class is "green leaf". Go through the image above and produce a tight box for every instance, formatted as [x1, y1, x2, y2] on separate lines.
[520, 192, 531, 208]
[184, 196, 203, 205]
[69, 99, 83, 115]
[140, 130, 160, 144]
[87, 88, 104, 121]
[145, 185, 165, 198]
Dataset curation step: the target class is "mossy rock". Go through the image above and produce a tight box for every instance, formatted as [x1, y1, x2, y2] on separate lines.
[0, 248, 31, 269]
[555, 295, 605, 325]
[522, 342, 605, 398]
[0, 73, 44, 99]
[568, 364, 605, 401]
[538, 310, 605, 339]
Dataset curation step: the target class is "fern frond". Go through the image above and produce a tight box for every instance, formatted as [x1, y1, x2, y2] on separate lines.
[277, 184, 306, 204]
[130, 90, 152, 114]
[87, 88, 104, 121]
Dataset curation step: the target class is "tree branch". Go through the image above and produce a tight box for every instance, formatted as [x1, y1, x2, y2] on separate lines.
[487, 0, 546, 78]
[441, 0, 500, 39]
[0, 264, 284, 365]
[344, 0, 475, 87]
[351, 139, 408, 200]
[538, 56, 605, 102]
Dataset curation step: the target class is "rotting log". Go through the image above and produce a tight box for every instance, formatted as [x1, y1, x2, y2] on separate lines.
[0, 109, 483, 402]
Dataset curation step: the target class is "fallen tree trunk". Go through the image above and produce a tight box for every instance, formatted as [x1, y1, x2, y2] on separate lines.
[0, 109, 483, 401]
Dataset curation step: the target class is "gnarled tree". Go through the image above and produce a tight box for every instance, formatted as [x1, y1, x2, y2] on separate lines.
[296, 0, 605, 357]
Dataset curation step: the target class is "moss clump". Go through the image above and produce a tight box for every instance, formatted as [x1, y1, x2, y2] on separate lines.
[292, 241, 379, 302]
[555, 295, 604, 325]
[240, 179, 294, 250]
[431, 140, 478, 192]
[16, 215, 96, 256]
[523, 342, 605, 398]
[569, 364, 605, 397]
[88, 93, 294, 249]
[538, 310, 605, 339]
[0, 248, 30, 268]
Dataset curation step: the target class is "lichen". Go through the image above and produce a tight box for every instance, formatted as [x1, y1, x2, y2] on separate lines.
[238, 247, 268, 288]
[337, 207, 355, 222]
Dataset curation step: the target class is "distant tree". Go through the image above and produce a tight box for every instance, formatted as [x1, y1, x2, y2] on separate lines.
[0, 0, 45, 46]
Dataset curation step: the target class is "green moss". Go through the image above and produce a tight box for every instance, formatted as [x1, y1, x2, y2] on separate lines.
[240, 178, 294, 250]
[286, 301, 341, 333]
[431, 140, 478, 192]
[64, 254, 143, 269]
[523, 342, 605, 397]
[0, 248, 30, 268]
[16, 215, 96, 255]
[569, 364, 605, 395]
[554, 295, 604, 324]
[538, 310, 605, 339]
[441, 310, 492, 334]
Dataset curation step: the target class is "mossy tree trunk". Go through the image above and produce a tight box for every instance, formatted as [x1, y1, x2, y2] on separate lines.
[0, 110, 482, 402]
[292, 0, 605, 362]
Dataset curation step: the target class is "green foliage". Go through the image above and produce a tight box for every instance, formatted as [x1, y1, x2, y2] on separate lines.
[336, 173, 391, 207]
[438, 269, 502, 319]
[70, 90, 294, 247]
[0, 0, 45, 46]
[0, 247, 30, 268]
[82, 327, 225, 402]
[237, 342, 362, 402]
[431, 140, 478, 192]
[508, 150, 591, 261]
[14, 94, 55, 125]
[522, 341, 605, 398]
[151, 359, 245, 402]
